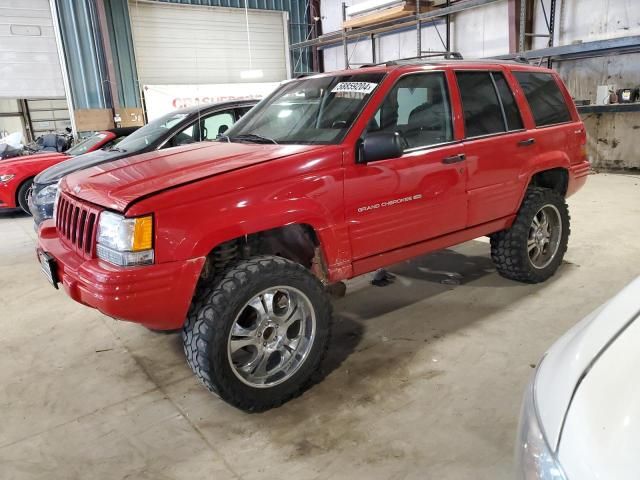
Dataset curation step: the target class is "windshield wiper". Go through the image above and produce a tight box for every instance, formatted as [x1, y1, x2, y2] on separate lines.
[231, 133, 278, 145]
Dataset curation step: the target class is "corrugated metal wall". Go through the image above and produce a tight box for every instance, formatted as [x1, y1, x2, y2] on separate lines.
[56, 0, 311, 111]
[0, 0, 65, 98]
[104, 0, 141, 107]
[146, 0, 312, 75]
[56, 0, 111, 109]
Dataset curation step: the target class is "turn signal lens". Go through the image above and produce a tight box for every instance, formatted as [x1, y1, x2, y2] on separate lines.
[132, 216, 153, 251]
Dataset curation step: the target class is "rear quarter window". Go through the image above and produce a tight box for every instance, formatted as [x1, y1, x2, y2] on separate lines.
[513, 72, 572, 127]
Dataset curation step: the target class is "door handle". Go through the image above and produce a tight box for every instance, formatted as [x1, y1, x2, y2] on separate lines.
[518, 138, 536, 147]
[442, 153, 466, 164]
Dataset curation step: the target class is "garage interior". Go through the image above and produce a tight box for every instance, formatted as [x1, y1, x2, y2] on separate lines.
[1, 0, 640, 479]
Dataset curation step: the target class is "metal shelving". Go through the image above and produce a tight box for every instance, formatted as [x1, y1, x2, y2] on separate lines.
[496, 34, 640, 62]
[289, 0, 503, 66]
[577, 103, 640, 114]
[290, 0, 640, 117]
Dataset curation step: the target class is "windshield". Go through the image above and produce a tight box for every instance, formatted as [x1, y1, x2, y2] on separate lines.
[115, 112, 190, 152]
[66, 132, 109, 156]
[225, 73, 385, 145]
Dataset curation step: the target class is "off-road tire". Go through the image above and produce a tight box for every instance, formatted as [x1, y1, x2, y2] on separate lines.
[17, 179, 33, 215]
[182, 255, 332, 412]
[490, 187, 570, 283]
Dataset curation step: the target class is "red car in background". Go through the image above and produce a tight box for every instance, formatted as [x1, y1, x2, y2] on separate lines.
[0, 127, 137, 213]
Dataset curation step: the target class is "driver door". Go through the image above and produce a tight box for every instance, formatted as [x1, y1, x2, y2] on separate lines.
[344, 71, 467, 260]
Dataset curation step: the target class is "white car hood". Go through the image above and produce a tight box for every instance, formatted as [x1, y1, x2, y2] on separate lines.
[558, 314, 640, 480]
[535, 277, 640, 452]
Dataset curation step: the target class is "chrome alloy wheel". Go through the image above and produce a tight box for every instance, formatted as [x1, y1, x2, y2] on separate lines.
[227, 287, 316, 388]
[528, 204, 562, 269]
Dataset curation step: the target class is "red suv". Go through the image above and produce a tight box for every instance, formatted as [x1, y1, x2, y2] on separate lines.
[36, 59, 590, 411]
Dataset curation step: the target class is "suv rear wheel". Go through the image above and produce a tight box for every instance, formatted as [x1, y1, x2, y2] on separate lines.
[182, 255, 332, 411]
[490, 187, 570, 283]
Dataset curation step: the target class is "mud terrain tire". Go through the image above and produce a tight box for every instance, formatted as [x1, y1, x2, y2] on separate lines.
[182, 255, 332, 412]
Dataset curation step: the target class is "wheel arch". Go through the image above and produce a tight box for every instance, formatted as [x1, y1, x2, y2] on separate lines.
[196, 222, 335, 286]
[528, 167, 569, 196]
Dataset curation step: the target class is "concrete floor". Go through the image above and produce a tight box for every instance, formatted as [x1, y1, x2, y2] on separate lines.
[1, 173, 639, 480]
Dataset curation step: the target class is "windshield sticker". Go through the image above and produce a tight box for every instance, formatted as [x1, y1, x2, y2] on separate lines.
[331, 82, 378, 95]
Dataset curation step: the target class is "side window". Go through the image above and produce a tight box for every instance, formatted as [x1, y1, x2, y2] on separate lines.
[368, 72, 453, 150]
[493, 73, 524, 131]
[456, 72, 505, 138]
[513, 72, 571, 127]
[202, 112, 234, 140]
[101, 136, 126, 150]
[236, 107, 253, 118]
[166, 123, 197, 148]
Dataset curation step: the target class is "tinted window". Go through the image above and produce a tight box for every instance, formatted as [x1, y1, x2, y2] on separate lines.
[456, 72, 505, 137]
[367, 72, 453, 150]
[166, 123, 197, 148]
[236, 107, 253, 117]
[65, 132, 110, 155]
[117, 111, 190, 151]
[513, 72, 571, 126]
[493, 73, 523, 131]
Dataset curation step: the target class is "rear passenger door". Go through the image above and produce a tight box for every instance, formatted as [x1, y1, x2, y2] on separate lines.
[456, 70, 534, 227]
[511, 71, 581, 167]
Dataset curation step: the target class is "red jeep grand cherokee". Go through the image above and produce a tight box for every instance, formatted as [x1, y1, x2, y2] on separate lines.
[37, 59, 589, 411]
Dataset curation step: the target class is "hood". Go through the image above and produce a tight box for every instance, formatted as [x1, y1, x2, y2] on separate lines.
[34, 148, 126, 185]
[534, 276, 640, 451]
[557, 300, 640, 480]
[0, 152, 67, 170]
[62, 141, 324, 212]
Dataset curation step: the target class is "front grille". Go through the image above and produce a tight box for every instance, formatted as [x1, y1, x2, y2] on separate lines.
[56, 192, 102, 259]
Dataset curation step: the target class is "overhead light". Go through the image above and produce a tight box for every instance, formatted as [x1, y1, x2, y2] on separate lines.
[240, 69, 264, 80]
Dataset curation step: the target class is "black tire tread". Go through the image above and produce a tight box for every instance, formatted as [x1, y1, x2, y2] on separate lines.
[17, 178, 33, 215]
[490, 187, 570, 284]
[182, 255, 332, 412]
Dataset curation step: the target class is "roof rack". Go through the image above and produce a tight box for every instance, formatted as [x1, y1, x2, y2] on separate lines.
[384, 51, 464, 65]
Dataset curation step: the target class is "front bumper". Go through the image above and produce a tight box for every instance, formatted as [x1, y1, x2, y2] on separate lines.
[0, 182, 17, 209]
[37, 220, 205, 330]
[515, 363, 568, 480]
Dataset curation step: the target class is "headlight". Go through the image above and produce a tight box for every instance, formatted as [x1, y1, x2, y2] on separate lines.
[515, 365, 568, 480]
[34, 183, 59, 206]
[52, 187, 61, 220]
[96, 211, 154, 267]
[0, 174, 15, 183]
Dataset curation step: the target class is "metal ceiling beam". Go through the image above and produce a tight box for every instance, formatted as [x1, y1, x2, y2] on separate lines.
[289, 0, 502, 50]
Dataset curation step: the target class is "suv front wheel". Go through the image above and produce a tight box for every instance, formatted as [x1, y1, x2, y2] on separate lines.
[182, 255, 332, 412]
[490, 187, 570, 283]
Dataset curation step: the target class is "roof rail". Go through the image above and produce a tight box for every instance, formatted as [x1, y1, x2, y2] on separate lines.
[385, 51, 464, 65]
[294, 72, 318, 79]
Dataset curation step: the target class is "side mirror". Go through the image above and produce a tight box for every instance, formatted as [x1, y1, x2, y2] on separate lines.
[359, 131, 403, 163]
